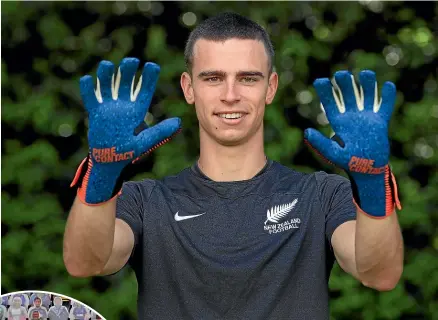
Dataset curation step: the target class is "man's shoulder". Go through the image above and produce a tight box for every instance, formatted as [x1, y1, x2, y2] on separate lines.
[121, 167, 192, 194]
[273, 161, 348, 183]
[253, 161, 317, 196]
[270, 162, 350, 192]
[313, 170, 351, 189]
[270, 161, 308, 176]
[269, 161, 318, 184]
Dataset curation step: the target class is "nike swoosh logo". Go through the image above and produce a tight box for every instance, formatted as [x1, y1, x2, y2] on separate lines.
[174, 211, 206, 221]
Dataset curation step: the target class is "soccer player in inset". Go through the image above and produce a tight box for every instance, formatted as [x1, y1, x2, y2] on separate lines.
[48, 297, 69, 320]
[30, 293, 52, 310]
[69, 301, 90, 320]
[28, 297, 48, 320]
[8, 294, 29, 310]
[64, 12, 404, 320]
[7, 297, 27, 320]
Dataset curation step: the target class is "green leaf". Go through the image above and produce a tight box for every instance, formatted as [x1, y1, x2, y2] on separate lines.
[38, 14, 72, 49]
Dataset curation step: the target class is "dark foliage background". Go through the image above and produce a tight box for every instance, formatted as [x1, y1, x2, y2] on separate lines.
[2, 1, 437, 319]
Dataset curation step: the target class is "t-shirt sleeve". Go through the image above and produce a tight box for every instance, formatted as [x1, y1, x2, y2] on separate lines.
[116, 180, 155, 247]
[315, 171, 357, 246]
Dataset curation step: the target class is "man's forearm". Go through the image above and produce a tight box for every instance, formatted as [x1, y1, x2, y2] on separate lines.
[355, 209, 404, 290]
[63, 196, 117, 277]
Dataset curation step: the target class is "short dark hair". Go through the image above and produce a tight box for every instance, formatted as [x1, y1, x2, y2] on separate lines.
[184, 12, 275, 73]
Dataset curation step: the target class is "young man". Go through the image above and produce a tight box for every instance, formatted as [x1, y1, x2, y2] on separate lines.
[28, 297, 48, 320]
[64, 12, 404, 319]
[30, 293, 52, 311]
[48, 297, 69, 320]
[7, 297, 27, 320]
[69, 301, 90, 320]
[7, 294, 29, 310]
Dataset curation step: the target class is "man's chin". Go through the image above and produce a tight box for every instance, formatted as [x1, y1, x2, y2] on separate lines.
[201, 126, 257, 147]
[215, 133, 249, 147]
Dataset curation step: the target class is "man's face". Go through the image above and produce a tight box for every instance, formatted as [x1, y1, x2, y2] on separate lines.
[54, 297, 62, 307]
[12, 298, 21, 308]
[34, 298, 41, 307]
[181, 38, 278, 146]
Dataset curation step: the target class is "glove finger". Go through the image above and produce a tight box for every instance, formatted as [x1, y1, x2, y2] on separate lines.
[358, 70, 377, 111]
[96, 60, 115, 101]
[333, 71, 360, 112]
[304, 128, 343, 165]
[136, 62, 160, 111]
[379, 81, 396, 122]
[313, 78, 340, 122]
[136, 117, 181, 154]
[118, 57, 140, 100]
[79, 75, 98, 112]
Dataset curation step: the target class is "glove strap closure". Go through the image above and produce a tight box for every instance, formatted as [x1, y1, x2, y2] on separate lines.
[70, 155, 122, 206]
[350, 165, 402, 219]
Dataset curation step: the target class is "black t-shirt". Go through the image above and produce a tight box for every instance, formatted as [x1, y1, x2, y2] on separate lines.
[116, 160, 357, 320]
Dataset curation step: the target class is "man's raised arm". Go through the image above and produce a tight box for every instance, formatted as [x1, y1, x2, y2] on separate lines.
[63, 57, 181, 277]
[305, 70, 404, 289]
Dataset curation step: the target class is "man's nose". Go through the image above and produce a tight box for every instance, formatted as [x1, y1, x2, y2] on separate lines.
[220, 79, 241, 104]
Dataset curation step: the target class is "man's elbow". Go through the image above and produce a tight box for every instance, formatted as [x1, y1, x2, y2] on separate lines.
[63, 252, 103, 278]
[64, 260, 98, 278]
[360, 266, 403, 291]
[362, 278, 399, 291]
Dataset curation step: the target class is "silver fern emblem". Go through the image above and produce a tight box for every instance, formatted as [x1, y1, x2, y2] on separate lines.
[264, 199, 298, 225]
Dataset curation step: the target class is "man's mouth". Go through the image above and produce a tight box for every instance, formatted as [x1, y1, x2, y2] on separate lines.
[217, 112, 244, 119]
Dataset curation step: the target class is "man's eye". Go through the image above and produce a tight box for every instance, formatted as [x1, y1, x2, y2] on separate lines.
[206, 77, 220, 82]
[241, 77, 257, 83]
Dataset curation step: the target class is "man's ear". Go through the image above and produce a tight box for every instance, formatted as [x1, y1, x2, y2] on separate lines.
[265, 71, 279, 105]
[180, 72, 195, 104]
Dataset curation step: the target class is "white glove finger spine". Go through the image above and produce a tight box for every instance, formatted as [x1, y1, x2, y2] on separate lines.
[373, 82, 382, 113]
[331, 78, 345, 113]
[95, 78, 103, 103]
[130, 75, 142, 102]
[350, 75, 364, 111]
[111, 67, 121, 100]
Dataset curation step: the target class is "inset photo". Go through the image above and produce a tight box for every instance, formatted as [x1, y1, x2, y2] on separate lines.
[0, 291, 105, 320]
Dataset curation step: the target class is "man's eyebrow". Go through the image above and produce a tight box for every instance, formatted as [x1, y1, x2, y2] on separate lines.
[236, 71, 265, 78]
[197, 70, 226, 78]
[197, 70, 265, 78]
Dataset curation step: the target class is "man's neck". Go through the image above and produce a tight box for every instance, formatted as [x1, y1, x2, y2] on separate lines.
[198, 131, 267, 182]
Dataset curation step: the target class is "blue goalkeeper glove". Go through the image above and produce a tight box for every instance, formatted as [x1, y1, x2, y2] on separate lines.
[304, 70, 401, 218]
[71, 57, 181, 205]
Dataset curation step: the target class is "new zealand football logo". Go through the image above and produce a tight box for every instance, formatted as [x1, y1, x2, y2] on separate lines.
[264, 199, 301, 234]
